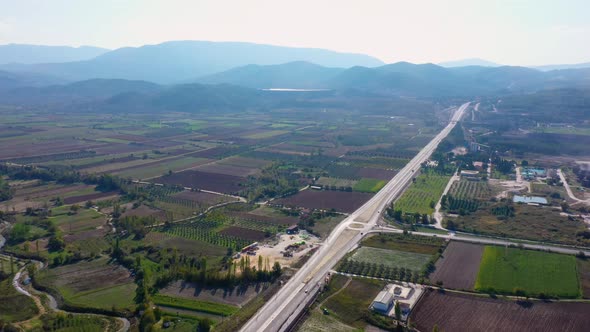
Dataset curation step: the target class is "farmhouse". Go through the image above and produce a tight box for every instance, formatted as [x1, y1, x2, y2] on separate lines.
[286, 225, 299, 234]
[371, 289, 394, 313]
[460, 170, 480, 180]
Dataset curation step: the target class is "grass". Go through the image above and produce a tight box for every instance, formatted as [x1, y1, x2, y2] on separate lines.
[315, 177, 358, 188]
[298, 310, 358, 332]
[152, 294, 239, 316]
[362, 233, 444, 255]
[475, 246, 580, 298]
[351, 247, 432, 271]
[324, 277, 385, 328]
[353, 178, 386, 193]
[67, 283, 137, 310]
[395, 172, 450, 214]
[0, 277, 39, 322]
[451, 203, 589, 247]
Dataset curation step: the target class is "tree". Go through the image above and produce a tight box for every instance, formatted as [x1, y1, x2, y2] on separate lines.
[394, 301, 401, 320]
[197, 318, 212, 332]
[48, 234, 65, 252]
[139, 307, 156, 332]
[432, 324, 440, 332]
[272, 261, 282, 278]
[70, 204, 80, 214]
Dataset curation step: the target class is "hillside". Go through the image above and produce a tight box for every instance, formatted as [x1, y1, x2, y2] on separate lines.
[0, 41, 384, 84]
[0, 44, 108, 64]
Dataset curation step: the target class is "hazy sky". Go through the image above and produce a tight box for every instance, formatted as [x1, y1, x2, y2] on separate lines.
[1, 0, 589, 66]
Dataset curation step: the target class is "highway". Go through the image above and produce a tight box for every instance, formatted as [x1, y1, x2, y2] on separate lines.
[240, 102, 471, 332]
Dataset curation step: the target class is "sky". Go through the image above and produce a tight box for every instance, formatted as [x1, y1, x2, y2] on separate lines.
[0, 0, 589, 66]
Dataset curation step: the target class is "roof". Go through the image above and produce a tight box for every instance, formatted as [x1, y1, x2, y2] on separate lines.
[460, 170, 479, 175]
[287, 225, 298, 230]
[513, 195, 548, 204]
[373, 290, 394, 305]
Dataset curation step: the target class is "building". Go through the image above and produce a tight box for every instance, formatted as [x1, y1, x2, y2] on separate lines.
[286, 225, 299, 235]
[371, 290, 394, 313]
[460, 170, 480, 180]
[513, 195, 548, 205]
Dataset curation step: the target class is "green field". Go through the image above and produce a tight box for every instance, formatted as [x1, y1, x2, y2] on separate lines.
[315, 177, 358, 188]
[351, 246, 432, 270]
[353, 178, 386, 193]
[395, 172, 450, 214]
[0, 278, 38, 322]
[475, 246, 580, 298]
[324, 277, 385, 328]
[153, 294, 239, 316]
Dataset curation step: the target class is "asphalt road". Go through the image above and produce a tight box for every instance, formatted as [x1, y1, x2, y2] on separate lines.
[240, 102, 471, 332]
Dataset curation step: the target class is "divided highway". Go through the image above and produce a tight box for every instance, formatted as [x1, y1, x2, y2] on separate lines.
[240, 102, 471, 332]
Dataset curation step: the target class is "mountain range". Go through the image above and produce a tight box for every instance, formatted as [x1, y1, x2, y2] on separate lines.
[0, 44, 109, 65]
[0, 41, 383, 84]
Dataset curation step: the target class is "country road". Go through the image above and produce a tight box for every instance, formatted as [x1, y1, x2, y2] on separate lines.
[239, 102, 471, 332]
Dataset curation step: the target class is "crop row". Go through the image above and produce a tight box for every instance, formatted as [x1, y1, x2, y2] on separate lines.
[449, 180, 491, 200]
[338, 258, 422, 283]
[160, 224, 250, 249]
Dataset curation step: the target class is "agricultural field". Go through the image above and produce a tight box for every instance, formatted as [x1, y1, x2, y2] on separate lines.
[394, 171, 450, 215]
[411, 290, 590, 332]
[0, 277, 38, 322]
[338, 234, 443, 281]
[0, 96, 445, 330]
[155, 170, 244, 194]
[475, 246, 580, 298]
[350, 247, 432, 271]
[315, 177, 358, 189]
[35, 258, 137, 312]
[447, 203, 590, 246]
[152, 294, 239, 316]
[352, 178, 386, 193]
[448, 179, 493, 200]
[273, 190, 373, 213]
[322, 277, 386, 329]
[577, 258, 590, 298]
[429, 241, 484, 290]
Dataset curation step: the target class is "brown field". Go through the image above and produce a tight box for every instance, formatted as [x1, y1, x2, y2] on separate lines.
[0, 183, 94, 211]
[217, 156, 272, 169]
[429, 241, 484, 290]
[196, 163, 259, 177]
[0, 138, 100, 160]
[188, 146, 240, 159]
[356, 167, 397, 180]
[63, 191, 118, 204]
[227, 211, 298, 226]
[578, 258, 590, 298]
[160, 280, 265, 307]
[219, 226, 266, 241]
[411, 290, 590, 332]
[77, 155, 139, 169]
[154, 170, 244, 193]
[273, 190, 373, 213]
[121, 204, 167, 221]
[173, 190, 233, 206]
[40, 258, 133, 293]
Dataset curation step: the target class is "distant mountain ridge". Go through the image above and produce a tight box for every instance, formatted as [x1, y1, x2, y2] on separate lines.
[0, 44, 109, 64]
[0, 41, 384, 84]
[438, 58, 502, 68]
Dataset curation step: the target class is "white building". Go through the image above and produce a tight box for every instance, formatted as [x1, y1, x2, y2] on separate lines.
[371, 290, 394, 313]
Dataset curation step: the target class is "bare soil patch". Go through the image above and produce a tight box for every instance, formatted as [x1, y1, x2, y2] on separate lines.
[174, 190, 233, 206]
[219, 226, 266, 241]
[273, 190, 373, 213]
[429, 241, 484, 290]
[122, 204, 167, 221]
[63, 191, 118, 205]
[356, 167, 397, 181]
[155, 170, 244, 194]
[411, 289, 590, 332]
